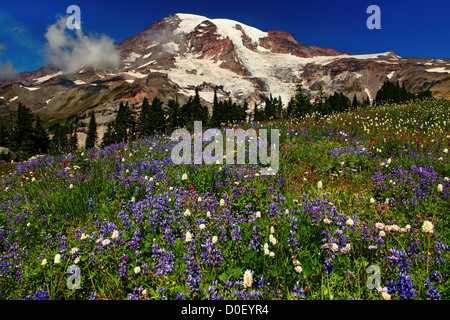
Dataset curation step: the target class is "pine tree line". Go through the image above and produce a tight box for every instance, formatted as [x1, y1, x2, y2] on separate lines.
[374, 79, 430, 104]
[0, 81, 433, 158]
[0, 102, 78, 159]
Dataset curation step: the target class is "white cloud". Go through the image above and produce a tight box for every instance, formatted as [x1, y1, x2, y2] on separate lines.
[44, 16, 120, 74]
[0, 44, 18, 80]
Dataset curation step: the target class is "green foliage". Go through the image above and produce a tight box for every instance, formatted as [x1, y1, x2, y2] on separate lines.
[115, 101, 135, 143]
[375, 79, 415, 104]
[167, 97, 181, 133]
[286, 79, 312, 119]
[85, 112, 98, 150]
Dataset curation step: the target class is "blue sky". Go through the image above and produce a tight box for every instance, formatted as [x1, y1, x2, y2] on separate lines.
[0, 0, 449, 73]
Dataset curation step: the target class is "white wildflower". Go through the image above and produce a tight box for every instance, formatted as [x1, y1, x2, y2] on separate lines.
[331, 243, 339, 252]
[54, 254, 61, 264]
[375, 222, 385, 230]
[381, 292, 391, 300]
[269, 234, 277, 246]
[422, 220, 434, 234]
[111, 230, 119, 240]
[243, 269, 253, 288]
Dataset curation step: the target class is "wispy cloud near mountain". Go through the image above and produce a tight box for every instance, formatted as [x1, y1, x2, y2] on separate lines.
[44, 16, 121, 74]
[0, 44, 18, 80]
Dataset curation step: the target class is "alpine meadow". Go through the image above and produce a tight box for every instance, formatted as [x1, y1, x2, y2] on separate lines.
[0, 6, 450, 302]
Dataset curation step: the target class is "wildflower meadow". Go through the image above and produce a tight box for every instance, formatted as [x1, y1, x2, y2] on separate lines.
[0, 98, 449, 301]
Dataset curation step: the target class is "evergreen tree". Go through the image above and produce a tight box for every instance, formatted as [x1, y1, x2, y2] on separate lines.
[148, 96, 166, 134]
[264, 94, 276, 120]
[12, 102, 34, 154]
[417, 89, 432, 100]
[313, 85, 329, 114]
[85, 112, 98, 150]
[352, 94, 359, 109]
[33, 117, 50, 154]
[180, 87, 208, 131]
[114, 101, 133, 142]
[167, 97, 181, 132]
[288, 79, 312, 118]
[101, 121, 115, 147]
[328, 92, 351, 113]
[50, 125, 69, 155]
[253, 103, 264, 122]
[137, 97, 151, 138]
[0, 117, 11, 148]
[375, 79, 414, 105]
[68, 123, 78, 153]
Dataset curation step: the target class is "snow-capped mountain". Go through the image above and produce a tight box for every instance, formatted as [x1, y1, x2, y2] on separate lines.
[1, 13, 450, 143]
